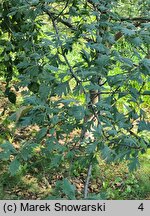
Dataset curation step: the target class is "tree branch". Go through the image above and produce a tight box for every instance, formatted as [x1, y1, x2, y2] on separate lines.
[120, 17, 150, 22]
[50, 13, 82, 86]
[53, 0, 70, 21]
[84, 162, 92, 199]
[43, 7, 76, 31]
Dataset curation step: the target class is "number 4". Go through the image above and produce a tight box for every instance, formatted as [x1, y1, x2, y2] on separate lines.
[138, 203, 144, 211]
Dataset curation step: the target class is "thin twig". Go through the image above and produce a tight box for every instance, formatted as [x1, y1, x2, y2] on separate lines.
[120, 17, 150, 22]
[54, 0, 70, 21]
[84, 162, 92, 199]
[61, 51, 81, 84]
[47, 10, 82, 86]
[43, 7, 76, 30]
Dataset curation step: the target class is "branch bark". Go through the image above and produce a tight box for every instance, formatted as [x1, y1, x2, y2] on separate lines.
[50, 14, 81, 85]
[84, 162, 92, 199]
[120, 17, 150, 22]
[43, 7, 76, 31]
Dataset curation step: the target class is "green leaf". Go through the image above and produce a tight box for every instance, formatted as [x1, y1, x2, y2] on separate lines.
[50, 155, 62, 168]
[107, 74, 125, 87]
[7, 10, 17, 17]
[69, 105, 85, 120]
[129, 87, 139, 99]
[128, 158, 140, 172]
[27, 65, 40, 78]
[140, 59, 150, 75]
[80, 49, 90, 64]
[107, 129, 117, 136]
[30, 52, 41, 60]
[39, 84, 50, 101]
[96, 55, 110, 67]
[131, 37, 143, 46]
[0, 142, 16, 160]
[101, 145, 113, 162]
[115, 149, 131, 161]
[142, 90, 150, 95]
[101, 145, 111, 159]
[122, 28, 135, 36]
[9, 159, 20, 176]
[86, 141, 98, 154]
[55, 82, 70, 96]
[17, 61, 30, 69]
[31, 0, 39, 6]
[46, 65, 58, 72]
[36, 127, 47, 141]
[62, 179, 76, 200]
[21, 143, 39, 161]
[138, 121, 150, 132]
[121, 57, 133, 67]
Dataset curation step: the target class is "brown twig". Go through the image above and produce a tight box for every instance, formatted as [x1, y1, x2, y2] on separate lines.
[120, 17, 150, 22]
[53, 0, 70, 21]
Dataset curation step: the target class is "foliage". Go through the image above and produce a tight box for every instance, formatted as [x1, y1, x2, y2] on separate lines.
[0, 0, 150, 199]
